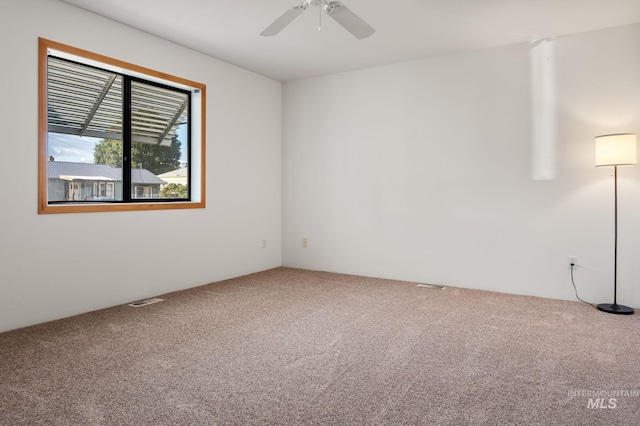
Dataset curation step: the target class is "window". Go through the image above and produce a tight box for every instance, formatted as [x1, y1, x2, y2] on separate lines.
[38, 38, 206, 213]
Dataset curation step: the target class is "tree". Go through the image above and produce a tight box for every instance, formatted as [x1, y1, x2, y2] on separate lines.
[159, 183, 188, 199]
[94, 135, 182, 175]
[93, 138, 123, 168]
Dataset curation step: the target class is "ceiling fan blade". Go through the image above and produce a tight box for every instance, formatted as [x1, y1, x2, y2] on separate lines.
[260, 5, 307, 37]
[324, 1, 375, 39]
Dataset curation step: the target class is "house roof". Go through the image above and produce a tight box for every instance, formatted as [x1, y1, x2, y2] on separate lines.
[131, 167, 166, 185]
[47, 161, 165, 185]
[157, 167, 188, 178]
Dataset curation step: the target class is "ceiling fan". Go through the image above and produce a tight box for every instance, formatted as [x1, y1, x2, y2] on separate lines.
[260, 0, 375, 40]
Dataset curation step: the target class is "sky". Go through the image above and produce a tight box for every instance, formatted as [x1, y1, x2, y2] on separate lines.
[47, 133, 99, 163]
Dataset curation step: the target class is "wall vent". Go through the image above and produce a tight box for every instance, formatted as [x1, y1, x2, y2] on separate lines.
[128, 298, 164, 307]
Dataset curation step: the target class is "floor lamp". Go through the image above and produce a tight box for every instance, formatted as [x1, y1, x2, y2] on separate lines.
[595, 133, 637, 315]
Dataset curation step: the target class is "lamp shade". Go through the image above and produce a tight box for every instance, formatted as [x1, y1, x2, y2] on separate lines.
[595, 133, 637, 167]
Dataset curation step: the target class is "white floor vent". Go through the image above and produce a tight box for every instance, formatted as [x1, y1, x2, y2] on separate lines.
[417, 284, 446, 289]
[128, 298, 164, 307]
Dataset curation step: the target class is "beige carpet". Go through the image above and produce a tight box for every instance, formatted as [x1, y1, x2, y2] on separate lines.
[1, 267, 639, 425]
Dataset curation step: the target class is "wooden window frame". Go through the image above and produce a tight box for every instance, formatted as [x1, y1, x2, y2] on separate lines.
[38, 38, 206, 214]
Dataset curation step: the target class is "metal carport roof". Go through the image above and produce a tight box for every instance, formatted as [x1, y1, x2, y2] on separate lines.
[47, 56, 188, 146]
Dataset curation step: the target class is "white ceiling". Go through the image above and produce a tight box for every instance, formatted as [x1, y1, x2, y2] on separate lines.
[58, 0, 640, 82]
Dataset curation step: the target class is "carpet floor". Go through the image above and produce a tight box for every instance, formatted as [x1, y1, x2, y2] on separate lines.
[1, 267, 639, 425]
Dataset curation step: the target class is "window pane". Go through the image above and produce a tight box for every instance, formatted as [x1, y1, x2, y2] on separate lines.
[46, 57, 124, 203]
[130, 80, 189, 200]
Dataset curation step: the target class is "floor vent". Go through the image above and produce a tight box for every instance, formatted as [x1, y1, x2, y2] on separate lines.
[417, 284, 446, 290]
[128, 298, 164, 308]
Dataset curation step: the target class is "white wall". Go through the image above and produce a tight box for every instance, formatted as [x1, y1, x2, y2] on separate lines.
[283, 24, 640, 307]
[0, 0, 282, 332]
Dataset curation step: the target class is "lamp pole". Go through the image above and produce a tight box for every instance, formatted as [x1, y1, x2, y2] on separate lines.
[613, 164, 618, 307]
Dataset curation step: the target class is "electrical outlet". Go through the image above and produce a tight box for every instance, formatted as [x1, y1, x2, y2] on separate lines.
[262, 239, 267, 249]
[302, 237, 308, 248]
[569, 255, 577, 268]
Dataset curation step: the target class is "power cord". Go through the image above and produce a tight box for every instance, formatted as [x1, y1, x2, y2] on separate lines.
[570, 262, 596, 308]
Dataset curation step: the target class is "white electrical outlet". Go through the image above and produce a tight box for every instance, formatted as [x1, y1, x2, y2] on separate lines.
[569, 255, 577, 268]
[302, 237, 308, 248]
[262, 239, 267, 249]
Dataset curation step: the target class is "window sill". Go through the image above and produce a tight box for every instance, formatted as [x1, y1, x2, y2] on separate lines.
[38, 200, 205, 214]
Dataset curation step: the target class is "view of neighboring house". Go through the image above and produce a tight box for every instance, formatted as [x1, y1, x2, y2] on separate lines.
[47, 160, 165, 201]
[157, 167, 188, 186]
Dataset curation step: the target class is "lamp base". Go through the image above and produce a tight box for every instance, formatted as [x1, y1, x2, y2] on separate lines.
[597, 303, 634, 315]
